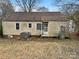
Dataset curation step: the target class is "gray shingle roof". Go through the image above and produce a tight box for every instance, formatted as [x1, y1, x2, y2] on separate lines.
[3, 12, 68, 22]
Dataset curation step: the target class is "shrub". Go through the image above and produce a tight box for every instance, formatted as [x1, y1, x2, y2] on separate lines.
[20, 32, 31, 40]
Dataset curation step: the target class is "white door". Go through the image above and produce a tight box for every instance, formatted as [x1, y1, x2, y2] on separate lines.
[42, 22, 48, 36]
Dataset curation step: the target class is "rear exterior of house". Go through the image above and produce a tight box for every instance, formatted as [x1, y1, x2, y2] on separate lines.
[2, 12, 70, 37]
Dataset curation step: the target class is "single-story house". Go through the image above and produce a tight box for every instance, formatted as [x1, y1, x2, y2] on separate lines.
[2, 12, 71, 37]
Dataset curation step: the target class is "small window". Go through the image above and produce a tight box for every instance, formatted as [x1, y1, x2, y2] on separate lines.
[29, 23, 32, 28]
[16, 23, 19, 30]
[37, 23, 41, 30]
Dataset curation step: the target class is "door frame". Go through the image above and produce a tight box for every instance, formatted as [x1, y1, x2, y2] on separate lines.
[41, 22, 48, 36]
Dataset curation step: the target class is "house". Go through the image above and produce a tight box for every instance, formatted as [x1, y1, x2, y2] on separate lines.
[2, 12, 70, 37]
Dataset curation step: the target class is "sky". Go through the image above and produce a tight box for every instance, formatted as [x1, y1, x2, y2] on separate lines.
[38, 0, 60, 11]
[10, 0, 79, 12]
[11, 0, 60, 12]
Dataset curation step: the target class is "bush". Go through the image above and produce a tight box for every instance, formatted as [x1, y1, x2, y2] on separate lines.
[20, 32, 31, 40]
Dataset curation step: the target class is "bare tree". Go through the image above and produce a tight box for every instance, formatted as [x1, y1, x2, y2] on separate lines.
[55, 0, 79, 14]
[61, 4, 79, 15]
[0, 0, 14, 16]
[0, 0, 14, 37]
[72, 11, 79, 31]
[15, 0, 39, 12]
[54, 0, 79, 31]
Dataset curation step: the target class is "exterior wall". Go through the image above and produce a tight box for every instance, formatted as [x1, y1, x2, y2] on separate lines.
[48, 21, 69, 37]
[69, 20, 75, 32]
[2, 21, 42, 35]
[2, 21, 69, 37]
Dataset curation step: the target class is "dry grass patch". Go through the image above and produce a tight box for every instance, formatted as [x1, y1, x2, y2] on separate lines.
[0, 38, 78, 59]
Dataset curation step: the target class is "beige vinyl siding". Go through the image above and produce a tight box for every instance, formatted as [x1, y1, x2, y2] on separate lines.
[2, 21, 42, 35]
[2, 21, 69, 37]
[48, 21, 69, 37]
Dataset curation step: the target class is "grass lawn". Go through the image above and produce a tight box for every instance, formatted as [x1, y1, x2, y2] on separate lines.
[0, 37, 79, 59]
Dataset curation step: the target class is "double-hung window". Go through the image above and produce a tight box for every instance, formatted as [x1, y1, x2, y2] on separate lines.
[16, 23, 19, 30]
[29, 23, 32, 28]
[37, 23, 42, 30]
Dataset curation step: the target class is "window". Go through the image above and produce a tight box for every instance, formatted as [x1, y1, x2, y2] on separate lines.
[37, 23, 41, 30]
[29, 23, 32, 28]
[16, 23, 19, 30]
